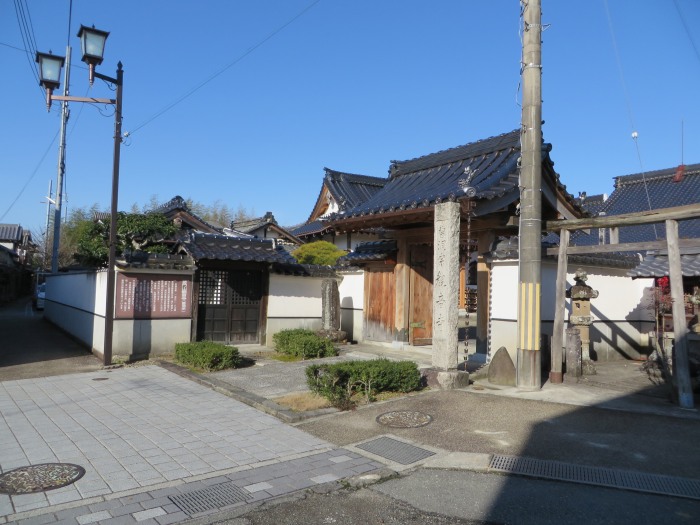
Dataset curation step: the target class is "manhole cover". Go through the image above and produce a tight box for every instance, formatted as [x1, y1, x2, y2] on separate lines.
[376, 411, 433, 428]
[0, 463, 85, 494]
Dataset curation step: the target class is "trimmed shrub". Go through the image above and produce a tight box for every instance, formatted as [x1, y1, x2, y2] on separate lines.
[273, 329, 337, 359]
[306, 359, 421, 408]
[175, 341, 241, 371]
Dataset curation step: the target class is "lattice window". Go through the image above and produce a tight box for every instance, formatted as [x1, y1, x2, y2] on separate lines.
[229, 271, 261, 306]
[199, 270, 226, 305]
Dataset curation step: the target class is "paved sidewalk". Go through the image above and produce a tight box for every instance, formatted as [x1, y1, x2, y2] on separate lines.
[0, 366, 382, 524]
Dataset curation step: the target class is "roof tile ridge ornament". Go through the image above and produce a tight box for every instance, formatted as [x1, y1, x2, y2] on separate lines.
[458, 166, 478, 197]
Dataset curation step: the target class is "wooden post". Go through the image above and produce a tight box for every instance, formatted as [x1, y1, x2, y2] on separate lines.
[394, 237, 410, 344]
[666, 219, 694, 409]
[550, 228, 569, 383]
[476, 231, 495, 360]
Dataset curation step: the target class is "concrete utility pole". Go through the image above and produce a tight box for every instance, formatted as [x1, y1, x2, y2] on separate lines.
[51, 45, 71, 274]
[517, 0, 543, 390]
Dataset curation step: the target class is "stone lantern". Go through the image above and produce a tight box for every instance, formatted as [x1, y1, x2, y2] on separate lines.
[566, 269, 599, 375]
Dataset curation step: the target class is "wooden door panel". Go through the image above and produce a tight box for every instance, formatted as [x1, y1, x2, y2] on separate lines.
[363, 267, 395, 342]
[410, 244, 433, 345]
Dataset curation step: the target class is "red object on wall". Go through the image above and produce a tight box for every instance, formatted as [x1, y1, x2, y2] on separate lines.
[116, 273, 192, 319]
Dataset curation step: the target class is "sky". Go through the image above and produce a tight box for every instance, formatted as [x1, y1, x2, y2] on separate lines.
[2, 0, 699, 239]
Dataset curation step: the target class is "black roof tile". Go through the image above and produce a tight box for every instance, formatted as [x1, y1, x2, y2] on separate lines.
[570, 163, 700, 247]
[628, 247, 700, 278]
[179, 232, 297, 264]
[338, 240, 397, 265]
[337, 130, 567, 219]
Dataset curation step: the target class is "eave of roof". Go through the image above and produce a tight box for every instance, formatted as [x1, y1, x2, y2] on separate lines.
[179, 232, 297, 265]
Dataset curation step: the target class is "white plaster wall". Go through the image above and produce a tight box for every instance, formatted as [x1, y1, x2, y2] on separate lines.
[267, 274, 323, 318]
[489, 259, 655, 361]
[113, 319, 191, 356]
[44, 270, 194, 358]
[44, 271, 105, 353]
[339, 269, 365, 342]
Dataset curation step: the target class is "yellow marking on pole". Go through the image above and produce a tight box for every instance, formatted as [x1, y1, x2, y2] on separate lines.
[519, 282, 526, 349]
[535, 282, 541, 350]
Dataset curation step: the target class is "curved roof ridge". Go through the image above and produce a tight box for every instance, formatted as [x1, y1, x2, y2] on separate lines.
[389, 129, 521, 178]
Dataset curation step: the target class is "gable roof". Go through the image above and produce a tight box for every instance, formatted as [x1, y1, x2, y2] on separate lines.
[294, 169, 387, 239]
[231, 212, 302, 245]
[154, 196, 223, 233]
[334, 130, 581, 225]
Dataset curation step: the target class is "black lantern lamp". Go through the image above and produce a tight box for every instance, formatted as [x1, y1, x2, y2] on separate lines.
[35, 51, 65, 111]
[77, 25, 110, 85]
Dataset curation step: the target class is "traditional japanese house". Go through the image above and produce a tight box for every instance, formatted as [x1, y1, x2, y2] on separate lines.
[331, 130, 583, 361]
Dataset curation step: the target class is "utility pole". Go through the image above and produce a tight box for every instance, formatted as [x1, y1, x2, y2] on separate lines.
[44, 180, 54, 268]
[50, 45, 71, 274]
[517, 0, 543, 390]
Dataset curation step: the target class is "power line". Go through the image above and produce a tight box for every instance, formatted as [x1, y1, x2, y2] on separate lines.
[673, 0, 700, 66]
[126, 0, 323, 136]
[0, 130, 59, 222]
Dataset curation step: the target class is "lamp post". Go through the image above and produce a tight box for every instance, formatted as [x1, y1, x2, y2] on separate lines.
[36, 25, 123, 366]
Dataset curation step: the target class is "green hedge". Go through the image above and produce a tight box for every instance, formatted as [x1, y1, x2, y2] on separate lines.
[272, 329, 337, 359]
[175, 341, 241, 371]
[306, 359, 421, 408]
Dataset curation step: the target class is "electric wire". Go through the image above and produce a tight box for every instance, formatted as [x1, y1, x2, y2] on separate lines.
[13, 0, 42, 96]
[673, 0, 700, 66]
[603, 0, 657, 239]
[0, 131, 59, 223]
[126, 0, 323, 137]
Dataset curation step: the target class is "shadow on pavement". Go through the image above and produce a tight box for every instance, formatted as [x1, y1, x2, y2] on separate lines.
[0, 297, 101, 380]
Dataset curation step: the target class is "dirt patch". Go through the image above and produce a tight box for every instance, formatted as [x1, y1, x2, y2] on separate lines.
[273, 392, 332, 412]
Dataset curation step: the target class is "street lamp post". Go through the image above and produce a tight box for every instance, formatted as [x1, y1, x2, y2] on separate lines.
[36, 25, 123, 366]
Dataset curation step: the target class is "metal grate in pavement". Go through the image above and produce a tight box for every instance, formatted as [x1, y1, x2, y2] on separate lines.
[489, 454, 700, 501]
[356, 436, 435, 465]
[169, 482, 250, 515]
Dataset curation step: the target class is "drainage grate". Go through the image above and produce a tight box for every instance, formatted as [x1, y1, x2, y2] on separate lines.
[169, 482, 250, 515]
[356, 436, 435, 465]
[489, 454, 700, 501]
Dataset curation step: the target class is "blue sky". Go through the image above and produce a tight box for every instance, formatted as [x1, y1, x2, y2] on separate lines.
[2, 0, 699, 237]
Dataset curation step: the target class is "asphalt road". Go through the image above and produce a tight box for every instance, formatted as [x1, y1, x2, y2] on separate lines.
[0, 297, 101, 380]
[193, 469, 700, 525]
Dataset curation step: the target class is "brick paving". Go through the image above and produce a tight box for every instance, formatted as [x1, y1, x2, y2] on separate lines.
[0, 366, 382, 524]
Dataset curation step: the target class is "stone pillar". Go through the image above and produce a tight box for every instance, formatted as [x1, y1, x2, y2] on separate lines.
[321, 278, 340, 331]
[432, 202, 460, 370]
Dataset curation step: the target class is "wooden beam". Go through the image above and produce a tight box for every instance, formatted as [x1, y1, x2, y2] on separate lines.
[546, 203, 700, 231]
[666, 220, 694, 409]
[545, 238, 700, 256]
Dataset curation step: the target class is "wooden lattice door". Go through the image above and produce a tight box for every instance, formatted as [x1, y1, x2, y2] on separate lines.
[197, 269, 262, 344]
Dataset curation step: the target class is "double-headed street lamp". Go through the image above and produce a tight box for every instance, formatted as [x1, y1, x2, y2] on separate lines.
[36, 25, 123, 366]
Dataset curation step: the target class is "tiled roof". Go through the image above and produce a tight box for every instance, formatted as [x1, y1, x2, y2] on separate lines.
[488, 236, 637, 268]
[179, 232, 297, 264]
[231, 212, 276, 234]
[322, 169, 387, 213]
[572, 163, 700, 246]
[291, 219, 331, 237]
[336, 130, 576, 220]
[628, 247, 700, 278]
[338, 240, 397, 265]
[576, 193, 608, 216]
[0, 224, 23, 242]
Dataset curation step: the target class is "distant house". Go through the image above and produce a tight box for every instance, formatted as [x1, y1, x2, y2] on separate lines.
[230, 212, 302, 246]
[292, 168, 387, 250]
[0, 224, 34, 301]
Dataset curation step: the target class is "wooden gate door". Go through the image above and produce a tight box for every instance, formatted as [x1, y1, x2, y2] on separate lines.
[363, 266, 395, 342]
[409, 244, 433, 346]
[197, 269, 262, 344]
